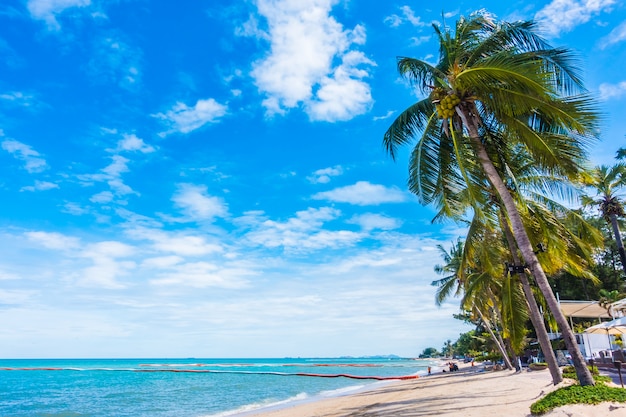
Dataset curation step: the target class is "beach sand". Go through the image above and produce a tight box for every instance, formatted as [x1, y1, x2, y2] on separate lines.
[244, 363, 626, 417]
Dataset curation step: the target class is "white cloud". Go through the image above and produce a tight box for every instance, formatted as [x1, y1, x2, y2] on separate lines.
[152, 235, 223, 256]
[307, 165, 343, 184]
[77, 241, 137, 289]
[83, 241, 136, 258]
[306, 51, 374, 122]
[0, 289, 36, 305]
[599, 21, 626, 49]
[535, 0, 616, 37]
[126, 227, 224, 256]
[26, 231, 80, 250]
[149, 261, 251, 288]
[348, 213, 402, 231]
[88, 35, 142, 91]
[116, 134, 155, 153]
[1, 139, 48, 173]
[312, 181, 407, 205]
[90, 191, 114, 203]
[244, 207, 361, 251]
[20, 180, 59, 192]
[172, 183, 229, 222]
[0, 91, 37, 107]
[154, 98, 227, 136]
[102, 155, 129, 177]
[0, 270, 21, 280]
[245, 0, 374, 121]
[27, 0, 91, 30]
[63, 202, 88, 216]
[78, 155, 138, 199]
[384, 6, 429, 28]
[410, 35, 431, 46]
[598, 81, 626, 100]
[373, 110, 394, 121]
[141, 256, 184, 269]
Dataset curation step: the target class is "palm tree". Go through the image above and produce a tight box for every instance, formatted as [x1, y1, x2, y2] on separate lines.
[582, 164, 626, 278]
[433, 237, 517, 370]
[432, 238, 465, 304]
[384, 12, 598, 385]
[443, 339, 454, 358]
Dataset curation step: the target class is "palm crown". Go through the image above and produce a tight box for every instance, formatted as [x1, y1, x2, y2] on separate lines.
[384, 12, 597, 211]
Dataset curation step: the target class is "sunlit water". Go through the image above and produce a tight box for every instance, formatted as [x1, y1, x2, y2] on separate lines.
[0, 358, 438, 417]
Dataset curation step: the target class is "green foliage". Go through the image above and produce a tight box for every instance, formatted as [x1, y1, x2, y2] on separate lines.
[562, 365, 599, 376]
[453, 330, 487, 357]
[419, 347, 441, 358]
[530, 383, 626, 415]
[474, 352, 502, 362]
[562, 365, 611, 384]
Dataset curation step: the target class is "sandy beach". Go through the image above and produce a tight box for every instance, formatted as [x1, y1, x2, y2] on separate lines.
[244, 363, 626, 417]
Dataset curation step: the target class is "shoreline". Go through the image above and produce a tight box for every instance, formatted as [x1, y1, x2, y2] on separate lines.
[221, 361, 444, 417]
[233, 362, 626, 417]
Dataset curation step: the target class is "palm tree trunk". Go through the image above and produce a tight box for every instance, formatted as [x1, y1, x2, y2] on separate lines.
[475, 307, 514, 370]
[459, 109, 594, 386]
[504, 338, 521, 371]
[487, 292, 515, 370]
[609, 213, 626, 277]
[500, 212, 563, 384]
[492, 298, 515, 369]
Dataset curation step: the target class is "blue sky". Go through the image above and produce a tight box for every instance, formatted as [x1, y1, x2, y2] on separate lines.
[0, 0, 624, 359]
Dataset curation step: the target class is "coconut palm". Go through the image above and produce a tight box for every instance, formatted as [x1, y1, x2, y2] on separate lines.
[432, 238, 465, 304]
[433, 237, 516, 369]
[582, 164, 626, 278]
[384, 12, 598, 385]
[462, 229, 526, 370]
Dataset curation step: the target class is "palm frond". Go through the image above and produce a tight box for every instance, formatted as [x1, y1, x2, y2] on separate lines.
[383, 98, 435, 160]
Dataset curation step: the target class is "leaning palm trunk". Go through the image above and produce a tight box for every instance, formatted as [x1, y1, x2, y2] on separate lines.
[609, 213, 626, 277]
[475, 307, 514, 370]
[500, 213, 562, 384]
[459, 111, 594, 385]
[487, 292, 516, 370]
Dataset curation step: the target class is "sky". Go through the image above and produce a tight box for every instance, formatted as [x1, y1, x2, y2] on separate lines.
[0, 0, 625, 359]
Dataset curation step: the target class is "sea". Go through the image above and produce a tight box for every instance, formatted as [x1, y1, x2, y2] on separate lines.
[0, 357, 438, 417]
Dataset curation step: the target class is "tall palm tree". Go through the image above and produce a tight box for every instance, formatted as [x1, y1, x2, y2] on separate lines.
[582, 164, 626, 278]
[384, 12, 598, 385]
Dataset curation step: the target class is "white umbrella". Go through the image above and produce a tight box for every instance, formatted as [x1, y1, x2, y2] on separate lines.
[602, 316, 626, 328]
[585, 319, 626, 358]
[586, 321, 626, 336]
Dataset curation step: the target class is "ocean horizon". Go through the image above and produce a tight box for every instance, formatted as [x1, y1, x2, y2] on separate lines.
[0, 357, 438, 417]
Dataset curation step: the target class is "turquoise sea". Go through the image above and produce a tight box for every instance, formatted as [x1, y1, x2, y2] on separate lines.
[0, 358, 437, 417]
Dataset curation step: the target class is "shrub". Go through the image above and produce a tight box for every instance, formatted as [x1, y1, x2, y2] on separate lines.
[562, 365, 599, 376]
[530, 384, 626, 415]
[561, 366, 611, 383]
